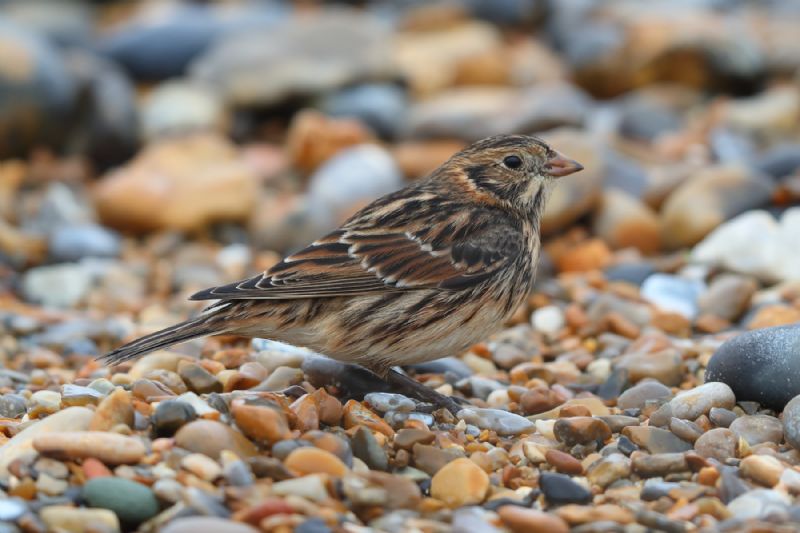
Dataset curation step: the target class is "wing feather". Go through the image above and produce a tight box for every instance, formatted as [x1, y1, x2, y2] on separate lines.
[190, 202, 523, 301]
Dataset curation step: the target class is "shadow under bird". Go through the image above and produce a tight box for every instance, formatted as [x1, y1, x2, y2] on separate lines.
[100, 134, 583, 412]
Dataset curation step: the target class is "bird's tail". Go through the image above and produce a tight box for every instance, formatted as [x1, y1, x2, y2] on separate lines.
[98, 314, 228, 366]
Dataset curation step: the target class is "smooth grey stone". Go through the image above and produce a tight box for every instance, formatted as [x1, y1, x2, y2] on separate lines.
[706, 324, 800, 410]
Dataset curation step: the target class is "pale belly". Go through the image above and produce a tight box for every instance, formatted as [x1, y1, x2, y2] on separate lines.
[233, 287, 520, 373]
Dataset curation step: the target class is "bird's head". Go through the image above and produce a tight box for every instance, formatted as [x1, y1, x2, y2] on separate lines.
[443, 134, 584, 214]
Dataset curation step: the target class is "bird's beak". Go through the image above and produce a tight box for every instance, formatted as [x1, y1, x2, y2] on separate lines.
[545, 152, 584, 178]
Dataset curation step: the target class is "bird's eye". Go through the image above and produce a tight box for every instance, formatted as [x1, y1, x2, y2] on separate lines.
[503, 155, 523, 170]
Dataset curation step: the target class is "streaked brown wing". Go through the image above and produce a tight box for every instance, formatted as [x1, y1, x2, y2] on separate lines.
[190, 211, 522, 301]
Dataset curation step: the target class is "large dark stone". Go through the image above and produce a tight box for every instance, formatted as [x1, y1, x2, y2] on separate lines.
[539, 472, 592, 505]
[0, 18, 76, 158]
[705, 325, 800, 410]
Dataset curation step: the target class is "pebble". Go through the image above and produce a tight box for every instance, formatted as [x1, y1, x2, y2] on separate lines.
[458, 407, 535, 436]
[669, 382, 736, 421]
[553, 417, 611, 446]
[364, 392, 416, 413]
[0, 407, 93, 475]
[617, 381, 672, 411]
[284, 447, 349, 477]
[343, 400, 395, 437]
[179, 362, 222, 394]
[498, 505, 569, 533]
[616, 348, 683, 387]
[692, 208, 800, 284]
[22, 263, 93, 308]
[89, 388, 134, 431]
[630, 451, 688, 477]
[698, 274, 758, 321]
[271, 475, 330, 503]
[622, 427, 693, 454]
[545, 449, 583, 475]
[83, 477, 159, 526]
[141, 80, 226, 140]
[669, 417, 704, 442]
[783, 394, 800, 450]
[532, 306, 565, 336]
[231, 401, 292, 445]
[174, 420, 257, 459]
[152, 400, 197, 437]
[181, 453, 222, 482]
[0, 394, 27, 418]
[257, 366, 304, 391]
[727, 489, 791, 521]
[660, 164, 773, 249]
[40, 506, 120, 533]
[539, 472, 592, 505]
[0, 499, 27, 522]
[30, 389, 62, 416]
[48, 223, 121, 262]
[430, 458, 489, 508]
[318, 83, 407, 139]
[592, 189, 662, 254]
[706, 324, 800, 410]
[694, 428, 738, 461]
[708, 407, 738, 429]
[586, 453, 631, 488]
[394, 428, 435, 451]
[740, 454, 785, 487]
[34, 431, 145, 464]
[94, 133, 259, 232]
[729, 414, 783, 446]
[161, 517, 259, 533]
[640, 274, 705, 319]
[352, 426, 389, 471]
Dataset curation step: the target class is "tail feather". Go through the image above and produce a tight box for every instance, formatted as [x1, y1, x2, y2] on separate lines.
[98, 317, 224, 365]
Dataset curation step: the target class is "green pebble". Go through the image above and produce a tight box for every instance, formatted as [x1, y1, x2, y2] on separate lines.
[82, 477, 160, 526]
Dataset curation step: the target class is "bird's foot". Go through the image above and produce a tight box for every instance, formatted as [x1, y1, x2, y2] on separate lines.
[384, 368, 465, 415]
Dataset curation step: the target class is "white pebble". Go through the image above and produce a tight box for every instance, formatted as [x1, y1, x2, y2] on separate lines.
[531, 305, 565, 336]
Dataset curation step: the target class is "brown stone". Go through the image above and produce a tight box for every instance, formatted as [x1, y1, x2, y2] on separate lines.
[174, 420, 257, 459]
[694, 428, 737, 461]
[651, 310, 691, 337]
[430, 458, 489, 508]
[558, 405, 592, 418]
[286, 109, 375, 175]
[89, 388, 134, 431]
[290, 394, 320, 433]
[413, 443, 462, 476]
[747, 305, 800, 330]
[740, 454, 785, 487]
[622, 426, 693, 454]
[232, 401, 292, 446]
[365, 471, 422, 509]
[545, 449, 583, 475]
[592, 189, 662, 253]
[33, 432, 145, 464]
[498, 506, 569, 533]
[556, 504, 634, 525]
[391, 140, 467, 179]
[284, 447, 348, 477]
[394, 428, 435, 451]
[556, 239, 612, 273]
[310, 388, 343, 426]
[95, 133, 258, 232]
[520, 387, 566, 416]
[343, 400, 394, 437]
[553, 417, 612, 446]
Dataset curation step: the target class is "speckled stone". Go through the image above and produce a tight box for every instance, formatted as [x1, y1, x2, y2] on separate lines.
[706, 325, 800, 410]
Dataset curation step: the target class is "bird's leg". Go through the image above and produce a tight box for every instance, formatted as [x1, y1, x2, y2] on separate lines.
[382, 367, 465, 415]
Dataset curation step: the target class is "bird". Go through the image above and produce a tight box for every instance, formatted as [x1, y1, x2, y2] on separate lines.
[99, 134, 583, 412]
